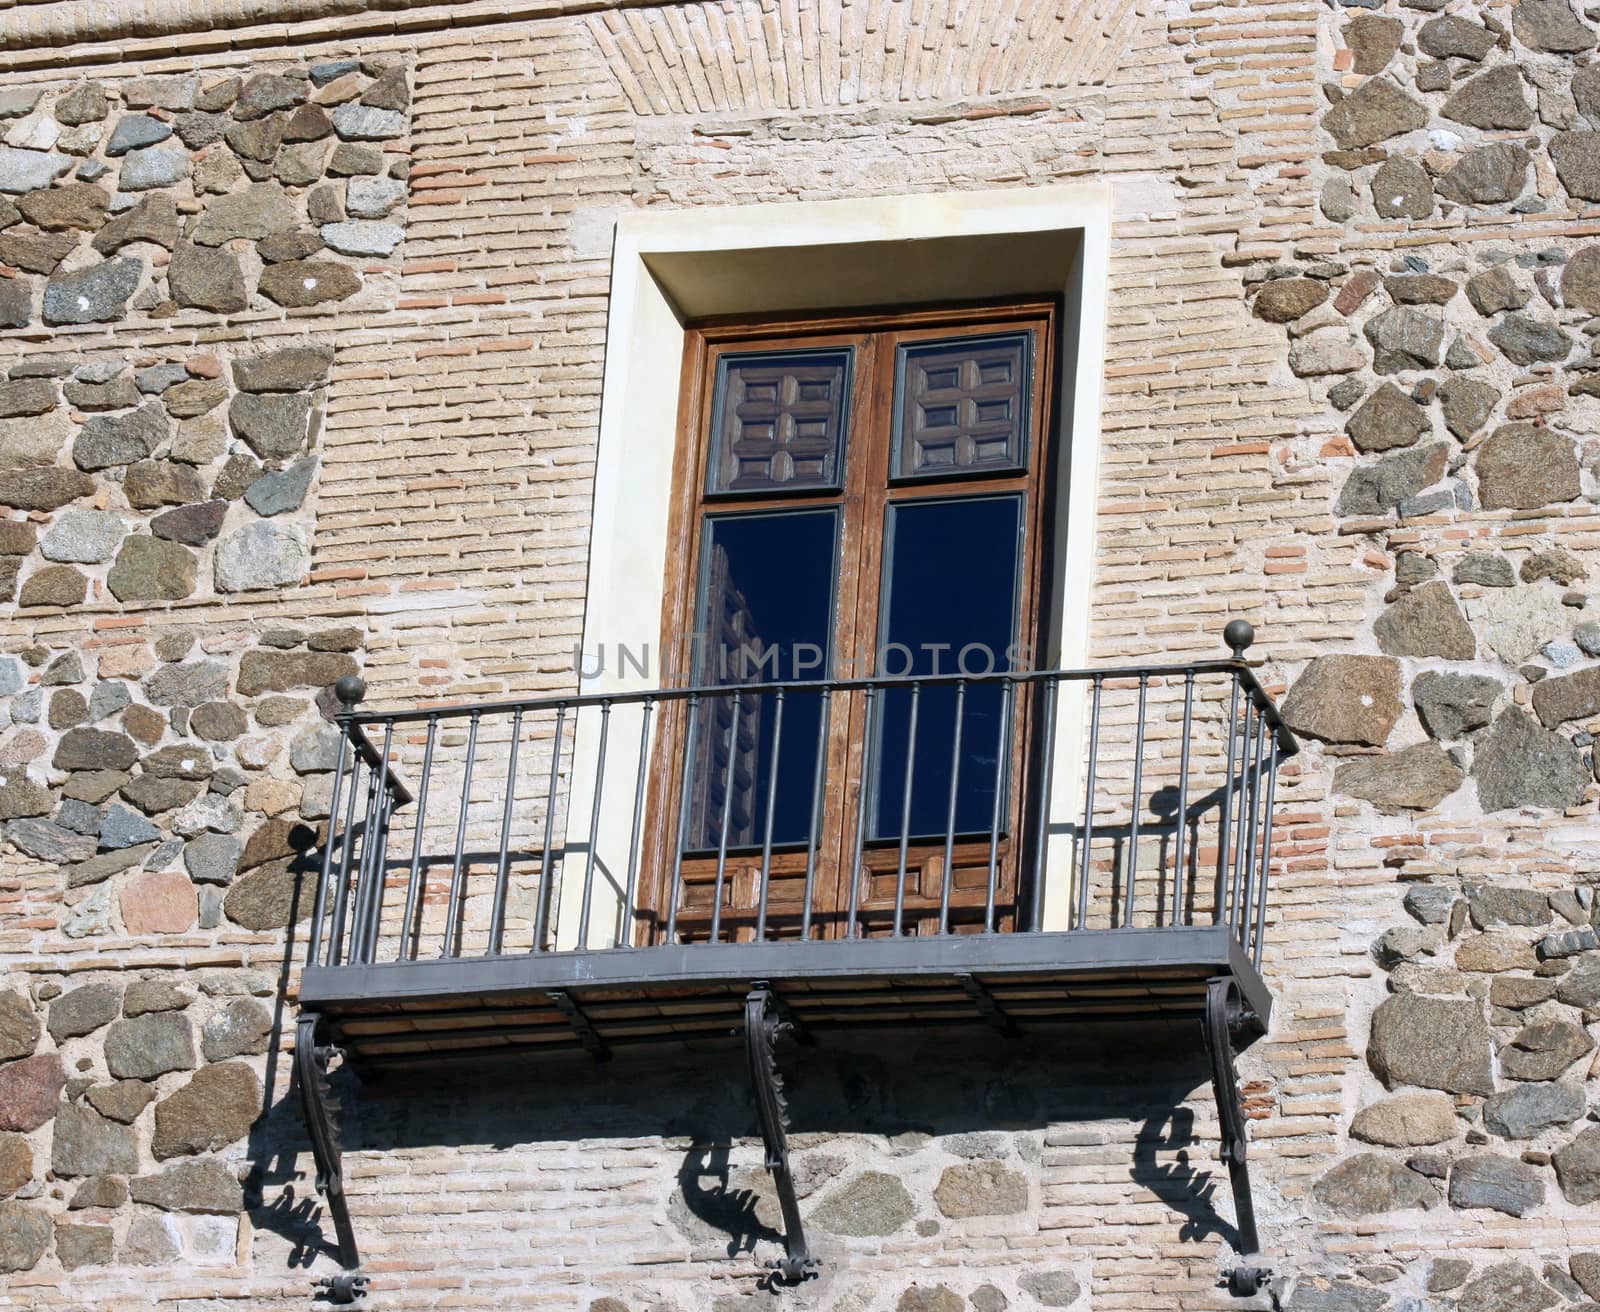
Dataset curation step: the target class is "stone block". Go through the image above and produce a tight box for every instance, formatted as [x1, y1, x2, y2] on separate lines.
[1368, 993, 1493, 1094]
[119, 870, 198, 935]
[104, 1012, 195, 1080]
[151, 1061, 261, 1158]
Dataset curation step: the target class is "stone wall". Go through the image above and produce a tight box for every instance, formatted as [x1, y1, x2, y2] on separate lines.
[2, 1, 1600, 1310]
[0, 59, 406, 330]
[3, 341, 333, 608]
[0, 41, 412, 1305]
[1244, 3, 1600, 1307]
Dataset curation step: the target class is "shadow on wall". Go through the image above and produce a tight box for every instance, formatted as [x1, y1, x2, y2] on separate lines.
[238, 847, 325, 1274]
[1136, 1105, 1232, 1246]
[236, 1002, 1242, 1270]
[678, 1143, 784, 1258]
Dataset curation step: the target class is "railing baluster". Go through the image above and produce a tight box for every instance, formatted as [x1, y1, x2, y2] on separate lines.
[1172, 671, 1195, 929]
[755, 689, 786, 942]
[893, 682, 921, 938]
[307, 730, 350, 967]
[1252, 742, 1279, 966]
[1235, 700, 1260, 928]
[328, 761, 373, 967]
[1241, 700, 1254, 928]
[1237, 706, 1267, 946]
[532, 704, 568, 953]
[710, 692, 743, 946]
[441, 712, 480, 959]
[665, 694, 698, 945]
[359, 763, 384, 950]
[343, 777, 371, 967]
[578, 701, 612, 951]
[488, 709, 523, 955]
[352, 764, 382, 960]
[402, 717, 437, 961]
[847, 686, 877, 941]
[1122, 674, 1149, 931]
[360, 786, 393, 966]
[1028, 677, 1058, 932]
[355, 720, 396, 963]
[1229, 697, 1258, 935]
[1216, 671, 1241, 926]
[1076, 676, 1102, 932]
[801, 687, 831, 942]
[380, 724, 401, 960]
[983, 679, 1010, 934]
[619, 699, 654, 949]
[939, 679, 967, 937]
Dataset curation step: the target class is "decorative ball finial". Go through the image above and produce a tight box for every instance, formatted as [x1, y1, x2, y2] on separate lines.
[1223, 619, 1255, 660]
[334, 675, 367, 709]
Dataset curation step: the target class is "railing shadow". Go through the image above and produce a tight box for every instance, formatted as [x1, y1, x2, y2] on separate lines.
[1055, 779, 1234, 931]
[372, 844, 567, 959]
[241, 836, 333, 1271]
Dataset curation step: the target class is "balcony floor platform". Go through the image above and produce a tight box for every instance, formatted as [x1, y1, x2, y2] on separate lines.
[299, 925, 1270, 1066]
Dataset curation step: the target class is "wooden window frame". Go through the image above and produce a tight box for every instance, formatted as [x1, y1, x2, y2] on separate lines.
[639, 297, 1060, 942]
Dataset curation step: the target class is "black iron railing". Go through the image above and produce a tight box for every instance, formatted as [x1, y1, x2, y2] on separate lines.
[304, 625, 1297, 975]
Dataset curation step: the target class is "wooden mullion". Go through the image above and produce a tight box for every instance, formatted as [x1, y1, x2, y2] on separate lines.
[1005, 310, 1056, 923]
[814, 332, 881, 933]
[826, 328, 898, 933]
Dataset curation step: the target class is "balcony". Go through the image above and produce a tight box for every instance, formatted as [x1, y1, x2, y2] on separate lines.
[292, 623, 1297, 1298]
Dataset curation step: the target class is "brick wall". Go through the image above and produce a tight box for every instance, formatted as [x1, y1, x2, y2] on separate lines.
[1, 2, 1599, 1310]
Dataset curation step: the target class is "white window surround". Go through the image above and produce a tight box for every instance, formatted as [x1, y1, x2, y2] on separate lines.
[557, 184, 1112, 945]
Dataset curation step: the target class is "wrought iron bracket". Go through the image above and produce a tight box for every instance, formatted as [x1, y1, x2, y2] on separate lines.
[762, 984, 813, 1046]
[550, 989, 611, 1063]
[1201, 977, 1270, 1299]
[744, 986, 818, 1284]
[295, 1013, 368, 1304]
[956, 972, 1017, 1037]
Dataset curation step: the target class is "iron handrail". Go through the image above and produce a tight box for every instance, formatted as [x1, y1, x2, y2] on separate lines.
[338, 660, 1299, 759]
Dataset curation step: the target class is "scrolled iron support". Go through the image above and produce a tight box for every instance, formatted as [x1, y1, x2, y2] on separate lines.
[1201, 977, 1270, 1299]
[743, 986, 818, 1284]
[549, 989, 610, 1064]
[295, 1013, 368, 1304]
[957, 972, 1017, 1037]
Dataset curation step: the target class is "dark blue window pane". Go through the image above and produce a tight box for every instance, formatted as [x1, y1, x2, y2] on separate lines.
[687, 510, 837, 851]
[872, 496, 1023, 841]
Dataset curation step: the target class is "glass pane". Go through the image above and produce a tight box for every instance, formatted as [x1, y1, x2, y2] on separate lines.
[707, 348, 852, 494]
[872, 496, 1024, 841]
[892, 331, 1032, 480]
[686, 510, 837, 851]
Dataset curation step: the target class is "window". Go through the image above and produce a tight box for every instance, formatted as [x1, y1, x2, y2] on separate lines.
[645, 301, 1058, 941]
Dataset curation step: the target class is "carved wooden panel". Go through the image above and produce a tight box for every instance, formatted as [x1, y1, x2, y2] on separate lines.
[893, 332, 1031, 479]
[708, 348, 851, 493]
